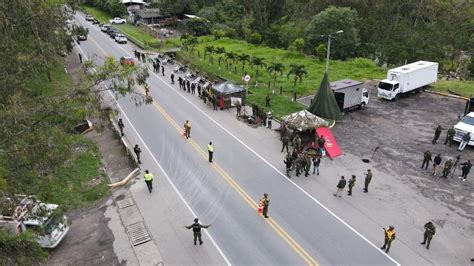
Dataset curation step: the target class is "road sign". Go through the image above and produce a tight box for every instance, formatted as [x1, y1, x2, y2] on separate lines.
[244, 75, 251, 82]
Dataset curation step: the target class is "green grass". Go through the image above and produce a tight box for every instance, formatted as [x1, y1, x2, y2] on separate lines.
[178, 37, 387, 118]
[432, 80, 474, 97]
[23, 63, 109, 210]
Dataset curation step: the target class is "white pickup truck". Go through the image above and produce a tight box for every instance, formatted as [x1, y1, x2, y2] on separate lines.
[454, 112, 474, 146]
[109, 17, 126, 24]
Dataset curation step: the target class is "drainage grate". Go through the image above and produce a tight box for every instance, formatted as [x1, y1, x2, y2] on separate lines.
[116, 197, 134, 209]
[126, 222, 151, 246]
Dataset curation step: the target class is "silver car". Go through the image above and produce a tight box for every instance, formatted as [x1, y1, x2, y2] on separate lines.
[114, 34, 127, 44]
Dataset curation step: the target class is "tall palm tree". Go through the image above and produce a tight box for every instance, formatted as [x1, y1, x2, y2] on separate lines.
[287, 64, 307, 101]
[237, 53, 250, 75]
[204, 45, 215, 64]
[225, 52, 236, 71]
[250, 56, 266, 86]
[215, 47, 226, 66]
[267, 62, 285, 90]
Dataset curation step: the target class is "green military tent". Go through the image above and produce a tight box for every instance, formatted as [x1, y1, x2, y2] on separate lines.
[307, 72, 343, 120]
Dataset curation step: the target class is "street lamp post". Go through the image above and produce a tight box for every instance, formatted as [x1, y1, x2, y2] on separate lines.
[324, 30, 344, 74]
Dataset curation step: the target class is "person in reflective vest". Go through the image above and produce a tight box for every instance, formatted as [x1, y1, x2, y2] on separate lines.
[144, 170, 153, 193]
[381, 225, 396, 253]
[208, 142, 214, 163]
[185, 218, 211, 245]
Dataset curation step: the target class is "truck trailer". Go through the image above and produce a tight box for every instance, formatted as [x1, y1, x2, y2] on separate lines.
[330, 79, 369, 111]
[377, 61, 438, 100]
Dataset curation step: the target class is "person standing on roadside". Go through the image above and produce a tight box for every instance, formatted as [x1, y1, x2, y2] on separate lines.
[118, 118, 125, 136]
[284, 153, 293, 178]
[432, 154, 442, 176]
[267, 112, 273, 129]
[441, 158, 453, 178]
[184, 120, 191, 139]
[78, 53, 82, 64]
[312, 155, 321, 175]
[171, 73, 175, 84]
[260, 193, 270, 218]
[363, 169, 372, 193]
[161, 65, 165, 76]
[207, 142, 214, 163]
[381, 226, 396, 253]
[347, 175, 356, 196]
[281, 135, 289, 153]
[444, 127, 455, 146]
[421, 221, 436, 249]
[265, 94, 271, 107]
[134, 144, 142, 164]
[421, 150, 432, 170]
[333, 176, 346, 198]
[144, 170, 153, 193]
[458, 132, 471, 151]
[432, 125, 443, 144]
[460, 160, 472, 181]
[185, 218, 211, 245]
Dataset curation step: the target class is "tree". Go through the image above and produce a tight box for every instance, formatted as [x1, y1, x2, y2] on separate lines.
[225, 52, 237, 71]
[315, 44, 327, 61]
[204, 45, 215, 63]
[287, 64, 307, 101]
[250, 57, 267, 85]
[248, 32, 263, 44]
[267, 62, 285, 90]
[292, 38, 305, 52]
[215, 47, 226, 66]
[304, 6, 360, 60]
[185, 18, 211, 36]
[237, 53, 250, 75]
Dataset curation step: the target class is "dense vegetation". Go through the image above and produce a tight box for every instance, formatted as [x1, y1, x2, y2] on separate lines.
[159, 0, 474, 77]
[0, 0, 147, 263]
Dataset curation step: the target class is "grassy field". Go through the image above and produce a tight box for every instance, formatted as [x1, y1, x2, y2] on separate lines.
[177, 37, 386, 118]
[432, 80, 474, 97]
[24, 63, 109, 210]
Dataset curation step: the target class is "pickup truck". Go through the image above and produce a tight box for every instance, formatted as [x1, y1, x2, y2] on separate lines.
[109, 17, 126, 24]
[454, 112, 474, 146]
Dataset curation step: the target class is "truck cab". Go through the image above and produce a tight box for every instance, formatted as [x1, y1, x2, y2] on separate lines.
[453, 112, 474, 146]
[0, 196, 69, 248]
[377, 79, 400, 100]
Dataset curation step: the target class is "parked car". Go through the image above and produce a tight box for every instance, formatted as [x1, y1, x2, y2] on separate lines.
[85, 15, 94, 21]
[100, 24, 110, 32]
[120, 56, 135, 66]
[77, 34, 87, 41]
[454, 112, 474, 146]
[115, 34, 127, 44]
[92, 18, 100, 25]
[107, 28, 119, 38]
[109, 17, 126, 24]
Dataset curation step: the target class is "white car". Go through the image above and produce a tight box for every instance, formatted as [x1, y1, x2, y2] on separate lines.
[100, 24, 110, 32]
[85, 15, 94, 21]
[453, 112, 474, 146]
[109, 17, 126, 24]
[115, 34, 127, 44]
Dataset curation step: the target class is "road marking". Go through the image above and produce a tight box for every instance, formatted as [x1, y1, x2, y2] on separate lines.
[79, 15, 400, 265]
[75, 37, 231, 265]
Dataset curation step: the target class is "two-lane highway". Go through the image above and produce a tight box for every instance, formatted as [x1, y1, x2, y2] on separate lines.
[75, 13, 399, 265]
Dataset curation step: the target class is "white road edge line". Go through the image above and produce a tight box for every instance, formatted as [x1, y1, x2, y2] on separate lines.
[75, 40, 232, 266]
[80, 14, 399, 266]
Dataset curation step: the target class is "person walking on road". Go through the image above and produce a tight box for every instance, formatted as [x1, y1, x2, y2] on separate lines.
[458, 132, 471, 151]
[381, 225, 396, 253]
[185, 218, 211, 245]
[171, 73, 175, 84]
[78, 53, 83, 64]
[184, 120, 191, 139]
[118, 118, 125, 136]
[333, 176, 346, 197]
[363, 169, 372, 193]
[133, 144, 142, 164]
[460, 160, 472, 181]
[207, 142, 214, 163]
[260, 193, 270, 218]
[444, 127, 455, 146]
[267, 112, 273, 129]
[432, 154, 442, 176]
[161, 65, 165, 76]
[432, 125, 443, 144]
[421, 150, 432, 170]
[347, 175, 356, 196]
[284, 154, 293, 178]
[421, 221, 436, 249]
[144, 170, 153, 193]
[312, 155, 321, 175]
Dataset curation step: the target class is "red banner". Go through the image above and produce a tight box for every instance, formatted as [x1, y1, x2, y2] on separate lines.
[316, 127, 342, 158]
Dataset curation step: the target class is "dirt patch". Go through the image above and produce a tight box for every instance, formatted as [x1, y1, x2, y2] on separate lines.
[332, 83, 474, 218]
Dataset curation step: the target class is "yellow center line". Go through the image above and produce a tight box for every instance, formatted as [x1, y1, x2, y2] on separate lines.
[89, 34, 318, 265]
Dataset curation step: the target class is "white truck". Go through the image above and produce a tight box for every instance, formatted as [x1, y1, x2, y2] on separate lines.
[453, 112, 474, 146]
[0, 196, 69, 248]
[377, 61, 438, 100]
[109, 17, 126, 24]
[330, 79, 369, 111]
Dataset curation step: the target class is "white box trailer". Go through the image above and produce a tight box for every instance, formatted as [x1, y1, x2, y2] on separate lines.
[377, 61, 438, 100]
[330, 79, 369, 111]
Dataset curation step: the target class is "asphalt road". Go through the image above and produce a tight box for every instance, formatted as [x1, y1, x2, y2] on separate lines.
[74, 14, 399, 265]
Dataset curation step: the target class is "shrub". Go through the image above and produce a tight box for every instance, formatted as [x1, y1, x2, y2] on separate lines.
[248, 32, 262, 45]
